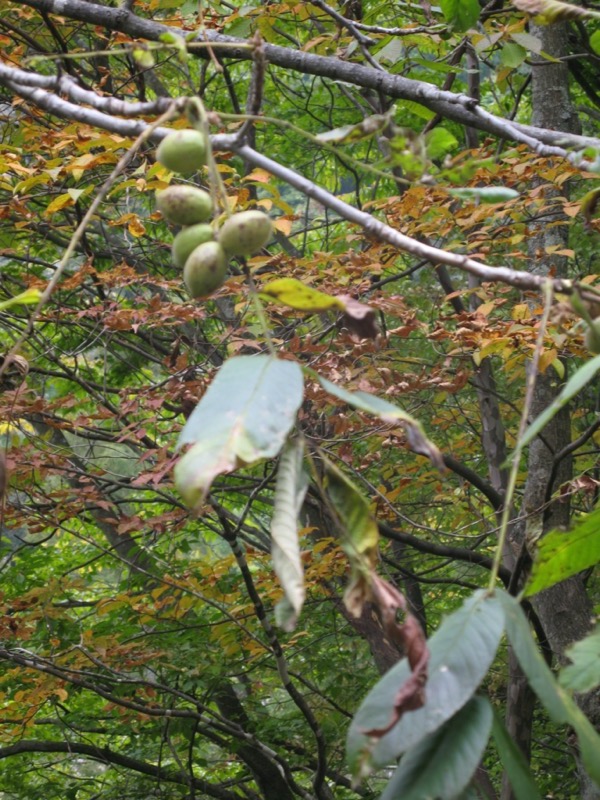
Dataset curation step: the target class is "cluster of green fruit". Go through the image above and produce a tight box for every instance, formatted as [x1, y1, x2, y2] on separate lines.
[155, 129, 273, 298]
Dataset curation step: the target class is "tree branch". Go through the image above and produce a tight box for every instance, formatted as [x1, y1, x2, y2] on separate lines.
[16, 0, 600, 161]
[0, 740, 239, 800]
[379, 522, 512, 586]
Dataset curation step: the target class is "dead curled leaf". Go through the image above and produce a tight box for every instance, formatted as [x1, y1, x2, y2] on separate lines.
[337, 295, 379, 340]
[361, 574, 429, 738]
[405, 423, 446, 471]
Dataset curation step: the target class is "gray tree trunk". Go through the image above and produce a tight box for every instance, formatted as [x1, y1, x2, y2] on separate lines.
[505, 19, 599, 800]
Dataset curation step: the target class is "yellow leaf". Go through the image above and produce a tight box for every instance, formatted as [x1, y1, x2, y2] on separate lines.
[538, 348, 558, 374]
[128, 217, 146, 237]
[243, 168, 272, 183]
[261, 278, 344, 312]
[512, 303, 529, 320]
[274, 217, 293, 235]
[44, 193, 74, 215]
[476, 301, 496, 317]
[551, 356, 565, 380]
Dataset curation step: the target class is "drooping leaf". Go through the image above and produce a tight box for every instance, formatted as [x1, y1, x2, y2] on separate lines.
[513, 0, 600, 23]
[317, 376, 444, 469]
[337, 295, 379, 339]
[271, 437, 308, 632]
[439, 0, 480, 31]
[524, 507, 600, 597]
[175, 356, 303, 509]
[363, 576, 429, 736]
[347, 591, 504, 780]
[380, 696, 493, 800]
[518, 354, 600, 450]
[448, 186, 520, 203]
[323, 457, 378, 576]
[492, 710, 543, 800]
[559, 626, 600, 693]
[580, 187, 600, 224]
[498, 589, 600, 786]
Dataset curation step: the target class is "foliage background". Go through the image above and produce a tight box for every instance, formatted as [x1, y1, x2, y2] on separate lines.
[0, 1, 599, 799]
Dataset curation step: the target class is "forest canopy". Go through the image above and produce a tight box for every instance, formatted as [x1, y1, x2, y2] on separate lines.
[1, 1, 600, 799]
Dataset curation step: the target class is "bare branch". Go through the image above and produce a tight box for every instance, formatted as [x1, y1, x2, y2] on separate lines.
[16, 0, 600, 158]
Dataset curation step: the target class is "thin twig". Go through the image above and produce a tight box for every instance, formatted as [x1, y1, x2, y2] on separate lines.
[487, 279, 554, 591]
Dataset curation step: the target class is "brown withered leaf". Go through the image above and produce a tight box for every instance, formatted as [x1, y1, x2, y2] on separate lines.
[343, 572, 372, 618]
[338, 295, 379, 340]
[362, 574, 429, 737]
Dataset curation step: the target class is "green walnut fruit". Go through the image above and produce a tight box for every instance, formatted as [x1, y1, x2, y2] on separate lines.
[584, 318, 600, 353]
[218, 210, 273, 256]
[156, 129, 207, 176]
[183, 241, 228, 298]
[156, 186, 213, 226]
[172, 224, 214, 268]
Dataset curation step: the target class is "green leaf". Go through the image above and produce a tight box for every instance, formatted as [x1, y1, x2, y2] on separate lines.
[132, 47, 155, 69]
[591, 29, 600, 55]
[159, 31, 188, 62]
[524, 507, 600, 596]
[0, 288, 42, 311]
[510, 32, 543, 54]
[559, 626, 600, 693]
[323, 458, 378, 568]
[347, 591, 504, 779]
[500, 42, 527, 69]
[518, 353, 600, 450]
[448, 187, 520, 203]
[439, 0, 480, 31]
[425, 127, 458, 160]
[498, 589, 600, 786]
[260, 278, 344, 312]
[317, 376, 444, 469]
[492, 710, 543, 800]
[271, 437, 308, 632]
[175, 356, 303, 508]
[580, 187, 600, 223]
[380, 696, 493, 800]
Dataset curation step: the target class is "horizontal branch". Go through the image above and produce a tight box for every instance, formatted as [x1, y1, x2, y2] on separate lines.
[234, 143, 579, 295]
[0, 69, 589, 297]
[0, 740, 238, 800]
[379, 522, 512, 586]
[442, 453, 504, 510]
[17, 0, 600, 162]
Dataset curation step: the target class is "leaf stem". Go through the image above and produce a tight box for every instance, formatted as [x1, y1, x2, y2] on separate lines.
[244, 267, 277, 357]
[186, 97, 231, 217]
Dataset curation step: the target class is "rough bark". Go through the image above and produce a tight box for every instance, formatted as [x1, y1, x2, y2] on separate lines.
[503, 20, 599, 800]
